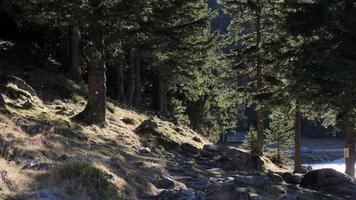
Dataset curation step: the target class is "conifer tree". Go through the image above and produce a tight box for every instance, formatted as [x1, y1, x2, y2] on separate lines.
[285, 0, 356, 177]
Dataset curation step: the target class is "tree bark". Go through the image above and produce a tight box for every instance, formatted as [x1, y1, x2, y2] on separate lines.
[345, 116, 355, 178]
[252, 0, 264, 156]
[127, 49, 136, 106]
[67, 24, 81, 79]
[73, 43, 106, 126]
[294, 105, 302, 173]
[116, 54, 126, 103]
[158, 77, 168, 114]
[134, 57, 142, 108]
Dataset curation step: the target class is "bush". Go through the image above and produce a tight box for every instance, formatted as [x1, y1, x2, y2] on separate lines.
[241, 128, 257, 151]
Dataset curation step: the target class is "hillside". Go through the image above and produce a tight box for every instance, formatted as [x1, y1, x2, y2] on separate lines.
[0, 40, 352, 200]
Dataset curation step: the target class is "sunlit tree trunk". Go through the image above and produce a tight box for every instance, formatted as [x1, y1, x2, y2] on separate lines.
[252, 0, 264, 156]
[67, 24, 81, 79]
[345, 116, 355, 178]
[294, 103, 302, 173]
[127, 49, 136, 106]
[134, 57, 142, 108]
[158, 77, 168, 114]
[116, 54, 126, 103]
[73, 41, 106, 126]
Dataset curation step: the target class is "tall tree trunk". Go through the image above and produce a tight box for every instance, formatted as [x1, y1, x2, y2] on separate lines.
[127, 49, 136, 106]
[73, 43, 106, 126]
[134, 57, 142, 108]
[62, 26, 71, 72]
[116, 54, 126, 103]
[277, 138, 281, 163]
[294, 103, 302, 173]
[158, 77, 167, 114]
[68, 24, 81, 79]
[345, 116, 355, 178]
[253, 0, 264, 156]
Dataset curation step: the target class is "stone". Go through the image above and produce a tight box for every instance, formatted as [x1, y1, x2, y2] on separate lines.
[301, 168, 353, 189]
[181, 143, 199, 155]
[155, 189, 198, 200]
[205, 181, 250, 200]
[267, 172, 284, 183]
[155, 176, 176, 189]
[301, 168, 356, 197]
[282, 172, 303, 184]
[233, 175, 269, 187]
[22, 161, 49, 171]
[202, 144, 218, 153]
[217, 146, 264, 171]
[139, 147, 151, 154]
[136, 119, 159, 134]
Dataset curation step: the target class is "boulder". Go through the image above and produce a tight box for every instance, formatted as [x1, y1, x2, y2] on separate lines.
[301, 168, 353, 188]
[282, 172, 303, 184]
[301, 168, 356, 197]
[153, 176, 187, 189]
[205, 181, 250, 200]
[136, 119, 159, 134]
[202, 144, 218, 153]
[181, 143, 199, 155]
[267, 172, 284, 183]
[139, 147, 151, 154]
[155, 189, 199, 200]
[217, 146, 264, 171]
[200, 144, 219, 158]
[234, 175, 269, 187]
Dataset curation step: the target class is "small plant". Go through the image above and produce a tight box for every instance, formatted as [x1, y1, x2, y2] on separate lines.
[241, 128, 257, 151]
[265, 107, 293, 165]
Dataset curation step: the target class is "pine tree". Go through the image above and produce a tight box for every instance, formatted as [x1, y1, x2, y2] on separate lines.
[265, 106, 294, 164]
[284, 0, 356, 178]
[220, 0, 291, 155]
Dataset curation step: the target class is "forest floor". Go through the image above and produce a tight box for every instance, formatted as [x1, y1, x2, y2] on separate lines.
[0, 40, 352, 200]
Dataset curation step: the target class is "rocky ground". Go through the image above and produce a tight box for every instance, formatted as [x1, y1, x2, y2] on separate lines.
[0, 40, 355, 200]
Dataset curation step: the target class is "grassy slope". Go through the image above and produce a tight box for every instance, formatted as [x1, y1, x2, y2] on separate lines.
[0, 40, 210, 199]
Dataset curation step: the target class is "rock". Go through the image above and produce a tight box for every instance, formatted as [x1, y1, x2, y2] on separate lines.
[136, 119, 159, 134]
[155, 189, 199, 200]
[249, 193, 262, 200]
[217, 146, 264, 171]
[267, 172, 284, 183]
[181, 143, 199, 155]
[155, 176, 176, 189]
[301, 168, 353, 188]
[301, 168, 356, 197]
[301, 169, 356, 199]
[139, 147, 151, 154]
[205, 181, 250, 200]
[202, 144, 218, 153]
[192, 136, 201, 142]
[200, 144, 219, 158]
[282, 172, 303, 184]
[37, 190, 62, 200]
[22, 161, 49, 171]
[233, 175, 269, 187]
